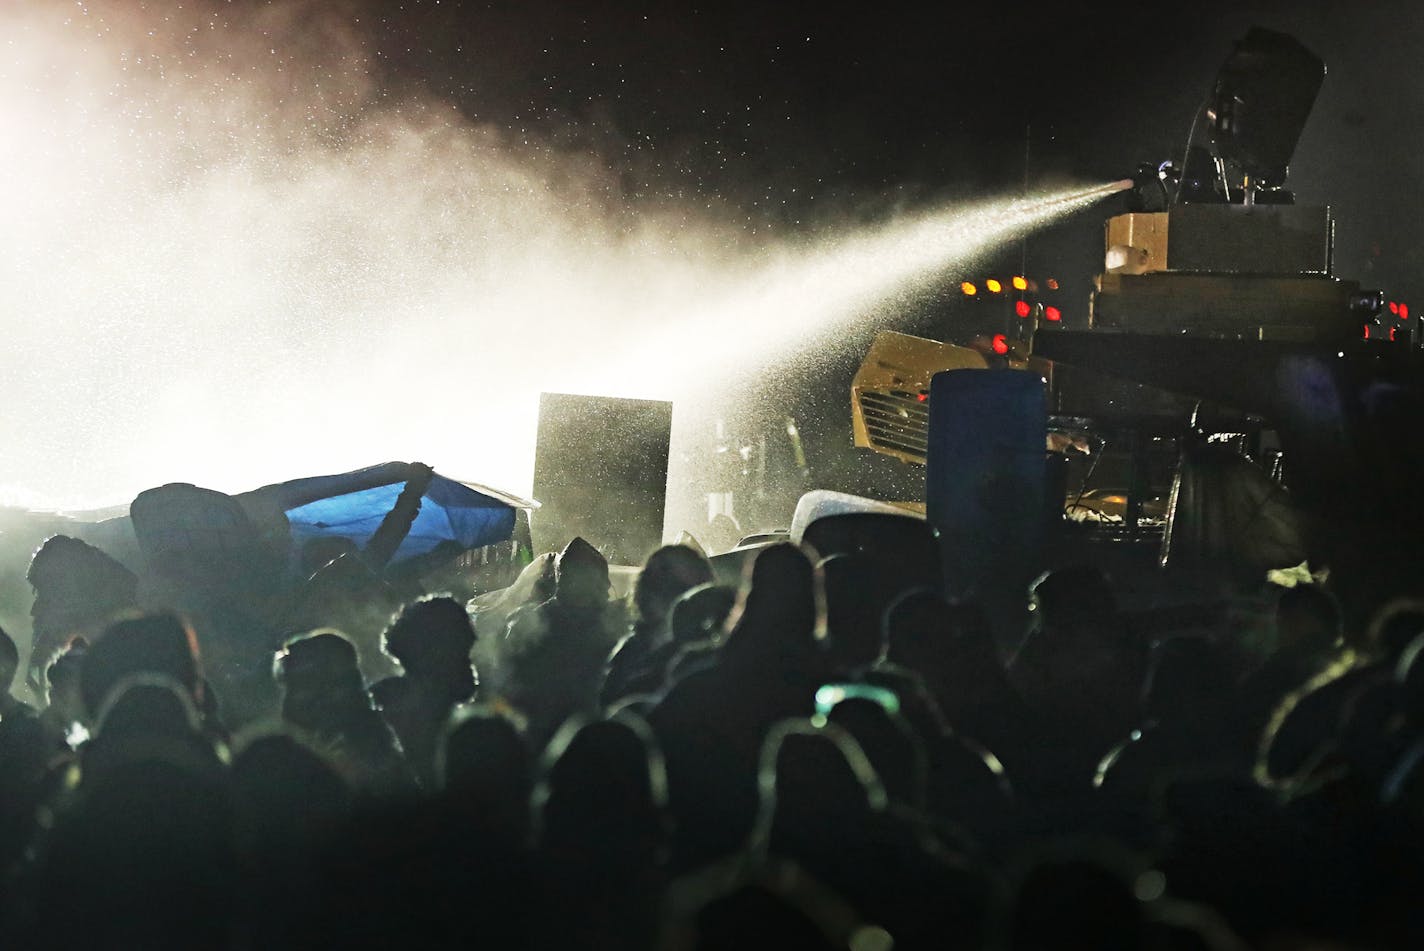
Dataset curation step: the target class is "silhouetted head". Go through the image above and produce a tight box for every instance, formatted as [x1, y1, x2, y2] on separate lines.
[273, 629, 367, 725]
[633, 545, 714, 635]
[85, 674, 223, 781]
[755, 719, 886, 854]
[440, 704, 528, 791]
[555, 537, 611, 611]
[382, 595, 477, 695]
[80, 613, 203, 720]
[439, 705, 531, 845]
[668, 583, 737, 645]
[823, 692, 927, 810]
[723, 543, 820, 667]
[535, 712, 668, 860]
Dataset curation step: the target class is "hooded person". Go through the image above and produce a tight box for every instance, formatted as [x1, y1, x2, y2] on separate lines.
[548, 536, 623, 631]
[494, 538, 624, 748]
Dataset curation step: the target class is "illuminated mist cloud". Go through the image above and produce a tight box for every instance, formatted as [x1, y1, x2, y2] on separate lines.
[0, 1, 1123, 510]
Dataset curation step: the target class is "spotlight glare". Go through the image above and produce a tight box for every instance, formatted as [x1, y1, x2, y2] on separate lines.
[961, 281, 978, 296]
[985, 278, 1002, 293]
[1011, 275, 1028, 291]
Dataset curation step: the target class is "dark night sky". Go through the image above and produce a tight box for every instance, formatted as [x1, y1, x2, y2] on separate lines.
[353, 0, 1423, 301]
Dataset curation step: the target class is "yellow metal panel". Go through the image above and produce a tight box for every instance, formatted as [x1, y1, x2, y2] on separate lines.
[850, 331, 988, 463]
[1104, 213, 1169, 274]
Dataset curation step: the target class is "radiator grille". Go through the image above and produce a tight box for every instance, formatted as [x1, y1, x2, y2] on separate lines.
[858, 389, 929, 462]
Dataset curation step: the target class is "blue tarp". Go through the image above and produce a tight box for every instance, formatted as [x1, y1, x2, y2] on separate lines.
[250, 462, 520, 566]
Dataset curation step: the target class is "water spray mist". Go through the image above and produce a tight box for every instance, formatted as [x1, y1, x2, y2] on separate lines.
[0, 1, 1130, 510]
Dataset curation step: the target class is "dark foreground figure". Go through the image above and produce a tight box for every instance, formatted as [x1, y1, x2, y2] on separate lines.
[1, 531, 1423, 950]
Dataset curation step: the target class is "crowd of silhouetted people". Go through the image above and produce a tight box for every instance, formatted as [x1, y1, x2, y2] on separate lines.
[2, 519, 1424, 950]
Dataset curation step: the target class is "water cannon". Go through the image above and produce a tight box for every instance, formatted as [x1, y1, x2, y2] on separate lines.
[1129, 146, 1229, 212]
